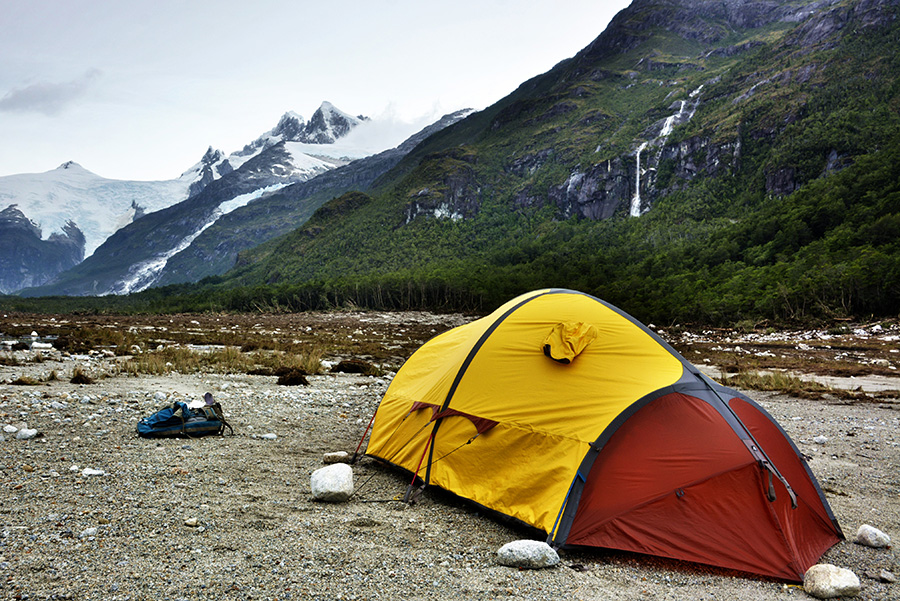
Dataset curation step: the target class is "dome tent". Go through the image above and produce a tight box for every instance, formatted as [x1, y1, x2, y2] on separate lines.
[364, 289, 843, 581]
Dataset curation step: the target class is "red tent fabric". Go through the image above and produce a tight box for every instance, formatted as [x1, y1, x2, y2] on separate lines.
[556, 389, 843, 580]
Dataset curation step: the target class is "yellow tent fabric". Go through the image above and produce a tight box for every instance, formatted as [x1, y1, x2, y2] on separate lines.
[542, 321, 599, 363]
[366, 289, 686, 534]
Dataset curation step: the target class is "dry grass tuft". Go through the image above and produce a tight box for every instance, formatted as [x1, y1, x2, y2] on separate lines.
[70, 366, 94, 384]
[718, 369, 832, 399]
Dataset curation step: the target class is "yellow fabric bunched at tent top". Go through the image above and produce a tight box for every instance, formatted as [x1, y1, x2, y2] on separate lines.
[366, 289, 687, 534]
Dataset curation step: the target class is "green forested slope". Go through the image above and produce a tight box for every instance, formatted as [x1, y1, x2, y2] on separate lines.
[3, 0, 897, 325]
[197, 0, 899, 325]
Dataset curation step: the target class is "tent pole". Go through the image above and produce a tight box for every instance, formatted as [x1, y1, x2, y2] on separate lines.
[351, 411, 378, 464]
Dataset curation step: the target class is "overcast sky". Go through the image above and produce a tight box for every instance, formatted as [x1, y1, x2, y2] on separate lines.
[0, 0, 630, 181]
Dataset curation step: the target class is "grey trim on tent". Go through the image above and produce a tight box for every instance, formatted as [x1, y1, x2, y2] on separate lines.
[719, 385, 844, 537]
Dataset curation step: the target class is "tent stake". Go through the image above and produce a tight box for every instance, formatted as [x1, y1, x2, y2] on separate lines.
[404, 432, 434, 503]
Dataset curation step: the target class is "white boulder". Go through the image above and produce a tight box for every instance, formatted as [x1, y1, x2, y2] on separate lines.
[804, 564, 861, 599]
[310, 463, 353, 502]
[855, 524, 891, 548]
[16, 428, 38, 440]
[496, 540, 560, 569]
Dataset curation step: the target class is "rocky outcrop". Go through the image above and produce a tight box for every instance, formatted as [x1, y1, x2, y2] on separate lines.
[187, 147, 232, 197]
[550, 159, 630, 220]
[405, 165, 481, 224]
[0, 206, 84, 293]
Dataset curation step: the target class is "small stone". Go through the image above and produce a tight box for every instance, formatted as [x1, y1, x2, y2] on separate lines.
[260, 433, 277, 440]
[16, 428, 38, 440]
[865, 569, 896, 583]
[310, 463, 353, 502]
[804, 564, 861, 598]
[496, 540, 560, 569]
[855, 524, 891, 548]
[323, 451, 350, 464]
[813, 435, 828, 444]
[184, 517, 200, 528]
[81, 468, 105, 477]
[2, 425, 16, 433]
[79, 527, 98, 538]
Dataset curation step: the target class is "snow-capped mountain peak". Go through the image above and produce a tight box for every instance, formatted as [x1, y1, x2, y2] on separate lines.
[301, 101, 369, 144]
[180, 146, 232, 197]
[0, 164, 196, 259]
[271, 111, 306, 140]
[228, 102, 367, 170]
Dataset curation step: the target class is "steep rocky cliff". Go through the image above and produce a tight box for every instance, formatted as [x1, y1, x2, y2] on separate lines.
[0, 206, 84, 294]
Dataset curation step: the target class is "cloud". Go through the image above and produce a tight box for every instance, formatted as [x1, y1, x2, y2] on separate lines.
[0, 69, 101, 116]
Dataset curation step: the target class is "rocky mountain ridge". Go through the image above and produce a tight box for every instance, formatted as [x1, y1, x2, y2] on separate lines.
[20, 109, 471, 296]
[2, 102, 374, 295]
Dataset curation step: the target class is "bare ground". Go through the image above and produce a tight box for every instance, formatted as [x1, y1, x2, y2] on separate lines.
[0, 311, 897, 600]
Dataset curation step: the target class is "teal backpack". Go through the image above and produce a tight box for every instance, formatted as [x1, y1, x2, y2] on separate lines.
[137, 393, 233, 438]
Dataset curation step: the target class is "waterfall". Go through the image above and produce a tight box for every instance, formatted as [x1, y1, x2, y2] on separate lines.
[628, 84, 704, 218]
[631, 142, 648, 217]
[660, 100, 686, 138]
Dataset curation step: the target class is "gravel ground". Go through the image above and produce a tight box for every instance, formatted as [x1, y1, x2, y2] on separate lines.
[0, 316, 897, 600]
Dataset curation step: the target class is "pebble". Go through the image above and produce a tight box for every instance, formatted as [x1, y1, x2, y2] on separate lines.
[324, 451, 350, 464]
[310, 463, 353, 502]
[804, 564, 861, 598]
[855, 524, 891, 548]
[865, 569, 896, 583]
[16, 428, 38, 440]
[79, 527, 99, 539]
[496, 540, 560, 569]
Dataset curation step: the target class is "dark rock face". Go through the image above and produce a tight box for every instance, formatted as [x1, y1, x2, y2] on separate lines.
[0, 205, 84, 293]
[188, 147, 232, 197]
[550, 158, 630, 220]
[405, 164, 481, 224]
[299, 104, 365, 144]
[766, 167, 799, 196]
[272, 113, 305, 141]
[505, 150, 555, 177]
